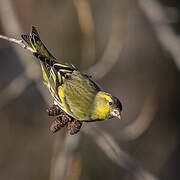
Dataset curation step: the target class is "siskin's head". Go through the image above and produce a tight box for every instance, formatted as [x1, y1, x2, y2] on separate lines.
[91, 91, 122, 121]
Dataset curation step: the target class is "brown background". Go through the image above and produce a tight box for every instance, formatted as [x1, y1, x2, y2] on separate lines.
[0, 0, 180, 179]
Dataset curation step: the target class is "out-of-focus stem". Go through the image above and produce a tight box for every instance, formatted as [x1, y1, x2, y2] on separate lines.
[73, 0, 95, 69]
[83, 125, 158, 180]
[139, 0, 180, 70]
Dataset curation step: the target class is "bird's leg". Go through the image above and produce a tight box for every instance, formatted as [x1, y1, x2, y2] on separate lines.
[50, 114, 72, 133]
[67, 119, 82, 135]
[46, 105, 63, 116]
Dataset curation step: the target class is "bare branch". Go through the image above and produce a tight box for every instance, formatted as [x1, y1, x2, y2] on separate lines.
[139, 0, 180, 70]
[0, 34, 34, 52]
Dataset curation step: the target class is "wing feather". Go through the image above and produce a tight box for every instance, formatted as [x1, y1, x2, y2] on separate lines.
[63, 72, 100, 120]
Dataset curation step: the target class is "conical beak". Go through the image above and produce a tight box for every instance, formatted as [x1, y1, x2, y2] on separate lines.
[111, 109, 121, 120]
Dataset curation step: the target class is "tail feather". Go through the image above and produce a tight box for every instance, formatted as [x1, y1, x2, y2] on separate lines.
[21, 34, 31, 45]
[21, 26, 77, 90]
[21, 34, 37, 52]
[22, 26, 55, 59]
[31, 26, 40, 38]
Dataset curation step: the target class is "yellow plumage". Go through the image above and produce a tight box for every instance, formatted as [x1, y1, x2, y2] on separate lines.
[21, 26, 122, 122]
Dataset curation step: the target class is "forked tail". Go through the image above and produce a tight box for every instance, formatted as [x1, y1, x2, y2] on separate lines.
[21, 26, 77, 87]
[21, 26, 55, 60]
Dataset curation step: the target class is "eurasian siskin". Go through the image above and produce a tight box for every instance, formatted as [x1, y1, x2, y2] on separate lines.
[21, 27, 122, 133]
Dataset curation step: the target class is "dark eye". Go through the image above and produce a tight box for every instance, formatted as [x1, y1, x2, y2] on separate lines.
[109, 102, 113, 106]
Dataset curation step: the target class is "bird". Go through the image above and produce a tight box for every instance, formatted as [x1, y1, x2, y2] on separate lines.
[21, 26, 122, 134]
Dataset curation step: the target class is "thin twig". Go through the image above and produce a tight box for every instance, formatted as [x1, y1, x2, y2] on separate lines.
[138, 0, 180, 70]
[0, 34, 34, 52]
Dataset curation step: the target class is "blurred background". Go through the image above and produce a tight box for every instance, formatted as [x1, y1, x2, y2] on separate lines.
[0, 0, 180, 180]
